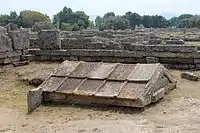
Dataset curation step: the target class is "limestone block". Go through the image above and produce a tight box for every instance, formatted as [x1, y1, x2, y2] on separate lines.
[38, 30, 61, 50]
[50, 56, 61, 61]
[181, 72, 199, 81]
[8, 30, 30, 50]
[69, 56, 78, 61]
[0, 52, 6, 59]
[146, 57, 159, 64]
[12, 61, 29, 67]
[30, 38, 40, 49]
[159, 58, 194, 64]
[27, 87, 43, 113]
[194, 59, 200, 64]
[148, 39, 163, 45]
[165, 39, 185, 45]
[0, 31, 12, 52]
[20, 54, 35, 61]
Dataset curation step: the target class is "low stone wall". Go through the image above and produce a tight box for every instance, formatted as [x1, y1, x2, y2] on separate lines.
[28, 30, 200, 69]
[0, 27, 30, 67]
[29, 48, 200, 69]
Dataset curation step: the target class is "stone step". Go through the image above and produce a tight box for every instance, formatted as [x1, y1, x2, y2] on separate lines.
[12, 61, 29, 67]
[20, 54, 36, 61]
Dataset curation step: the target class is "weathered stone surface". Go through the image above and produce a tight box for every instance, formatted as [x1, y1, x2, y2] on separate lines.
[19, 63, 59, 86]
[0, 26, 7, 34]
[194, 59, 200, 64]
[146, 57, 159, 63]
[165, 39, 185, 45]
[0, 29, 12, 52]
[27, 87, 43, 113]
[61, 38, 92, 49]
[159, 58, 194, 64]
[8, 30, 30, 50]
[69, 56, 78, 61]
[38, 30, 61, 50]
[20, 54, 35, 61]
[3, 56, 20, 64]
[27, 30, 200, 70]
[127, 64, 159, 82]
[0, 52, 6, 59]
[181, 72, 199, 81]
[12, 61, 29, 67]
[30, 38, 40, 49]
[28, 61, 176, 112]
[148, 39, 163, 44]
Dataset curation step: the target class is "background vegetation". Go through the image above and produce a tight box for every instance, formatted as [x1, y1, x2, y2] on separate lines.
[1, 6, 200, 31]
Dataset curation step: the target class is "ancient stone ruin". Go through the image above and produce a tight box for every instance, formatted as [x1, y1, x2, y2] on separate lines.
[1, 28, 200, 69]
[27, 61, 177, 112]
[0, 26, 30, 67]
[2, 28, 200, 112]
[28, 29, 200, 69]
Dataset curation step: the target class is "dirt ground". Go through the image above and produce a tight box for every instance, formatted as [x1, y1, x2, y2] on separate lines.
[0, 62, 200, 133]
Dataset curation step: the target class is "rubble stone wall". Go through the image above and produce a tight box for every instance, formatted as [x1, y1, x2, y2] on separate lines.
[0, 27, 30, 67]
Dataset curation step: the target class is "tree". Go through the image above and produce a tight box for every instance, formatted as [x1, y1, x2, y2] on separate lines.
[141, 15, 169, 28]
[53, 6, 90, 31]
[178, 14, 193, 20]
[88, 20, 95, 28]
[153, 15, 169, 28]
[19, 10, 51, 28]
[169, 17, 178, 27]
[142, 15, 154, 28]
[103, 12, 115, 19]
[9, 11, 18, 24]
[0, 14, 9, 26]
[78, 19, 86, 29]
[125, 12, 141, 29]
[95, 13, 130, 30]
[196, 18, 200, 28]
[95, 16, 103, 28]
[99, 23, 106, 31]
[113, 16, 130, 30]
[178, 19, 190, 28]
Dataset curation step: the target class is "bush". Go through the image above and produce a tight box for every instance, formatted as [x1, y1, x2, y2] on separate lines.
[61, 23, 80, 31]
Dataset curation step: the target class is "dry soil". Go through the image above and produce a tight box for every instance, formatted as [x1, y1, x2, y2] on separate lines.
[0, 62, 200, 133]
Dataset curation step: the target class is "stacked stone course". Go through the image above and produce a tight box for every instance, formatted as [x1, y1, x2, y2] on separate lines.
[1, 28, 200, 69]
[0, 27, 30, 67]
[28, 29, 200, 69]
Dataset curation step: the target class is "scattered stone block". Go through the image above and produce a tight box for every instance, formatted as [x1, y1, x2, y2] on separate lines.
[12, 61, 29, 67]
[181, 72, 199, 81]
[27, 87, 43, 113]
